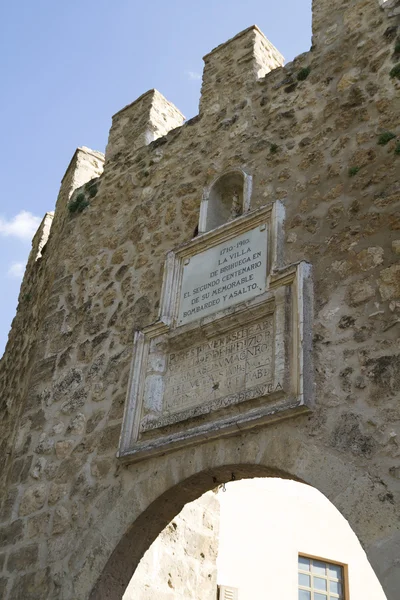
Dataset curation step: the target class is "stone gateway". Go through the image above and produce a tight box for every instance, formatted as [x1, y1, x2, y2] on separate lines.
[0, 1, 400, 599]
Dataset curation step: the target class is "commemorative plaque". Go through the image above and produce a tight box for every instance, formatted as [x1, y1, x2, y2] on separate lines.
[177, 225, 267, 325]
[118, 202, 313, 462]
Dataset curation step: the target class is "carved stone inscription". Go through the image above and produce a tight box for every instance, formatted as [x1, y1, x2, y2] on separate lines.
[178, 225, 267, 325]
[139, 313, 284, 433]
[165, 316, 273, 412]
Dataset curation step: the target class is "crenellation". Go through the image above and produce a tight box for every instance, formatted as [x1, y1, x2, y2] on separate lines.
[200, 25, 284, 117]
[60, 146, 104, 198]
[30, 212, 54, 262]
[105, 89, 185, 164]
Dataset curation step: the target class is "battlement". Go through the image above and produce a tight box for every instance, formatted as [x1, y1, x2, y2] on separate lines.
[105, 89, 185, 164]
[200, 25, 284, 117]
[101, 25, 285, 167]
[101, 1, 391, 166]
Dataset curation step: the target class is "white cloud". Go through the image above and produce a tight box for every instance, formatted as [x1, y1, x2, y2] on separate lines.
[0, 210, 41, 242]
[7, 262, 26, 279]
[186, 71, 201, 81]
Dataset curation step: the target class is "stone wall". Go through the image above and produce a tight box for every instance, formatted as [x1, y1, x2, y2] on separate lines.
[123, 491, 219, 600]
[0, 0, 399, 599]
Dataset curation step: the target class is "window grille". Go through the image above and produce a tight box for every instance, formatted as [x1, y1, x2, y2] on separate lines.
[298, 555, 346, 600]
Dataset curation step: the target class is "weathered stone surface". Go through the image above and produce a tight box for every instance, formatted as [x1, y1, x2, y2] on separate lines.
[98, 424, 121, 454]
[55, 440, 74, 459]
[19, 484, 47, 516]
[0, 488, 18, 523]
[52, 506, 70, 535]
[0, 4, 399, 599]
[48, 483, 69, 506]
[30, 457, 47, 480]
[0, 520, 23, 546]
[337, 68, 361, 91]
[6, 544, 39, 572]
[35, 434, 55, 455]
[331, 413, 376, 458]
[348, 280, 375, 305]
[356, 247, 384, 271]
[378, 265, 400, 300]
[27, 512, 50, 539]
[67, 412, 86, 435]
[124, 491, 219, 600]
[9, 568, 51, 600]
[86, 410, 105, 434]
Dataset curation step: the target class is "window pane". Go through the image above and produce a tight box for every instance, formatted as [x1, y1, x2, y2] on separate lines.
[312, 560, 327, 576]
[314, 577, 327, 591]
[299, 556, 311, 571]
[299, 590, 311, 600]
[328, 564, 342, 580]
[299, 574, 311, 587]
[314, 594, 327, 600]
[330, 581, 342, 595]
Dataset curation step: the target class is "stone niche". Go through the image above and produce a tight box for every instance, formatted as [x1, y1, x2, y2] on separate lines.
[118, 203, 313, 462]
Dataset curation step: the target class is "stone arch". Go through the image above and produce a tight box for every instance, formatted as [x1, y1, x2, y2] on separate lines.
[88, 464, 294, 600]
[71, 432, 398, 600]
[199, 169, 252, 233]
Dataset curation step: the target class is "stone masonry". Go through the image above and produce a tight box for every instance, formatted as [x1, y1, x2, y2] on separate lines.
[123, 491, 219, 600]
[0, 0, 399, 599]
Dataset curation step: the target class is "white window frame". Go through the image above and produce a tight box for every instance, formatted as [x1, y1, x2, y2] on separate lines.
[298, 553, 349, 600]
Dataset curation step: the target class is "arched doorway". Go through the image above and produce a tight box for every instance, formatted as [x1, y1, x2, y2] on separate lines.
[123, 477, 387, 600]
[81, 456, 398, 600]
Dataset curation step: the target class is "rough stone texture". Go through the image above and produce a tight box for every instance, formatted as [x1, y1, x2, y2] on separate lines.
[123, 491, 219, 600]
[105, 90, 185, 164]
[0, 1, 399, 598]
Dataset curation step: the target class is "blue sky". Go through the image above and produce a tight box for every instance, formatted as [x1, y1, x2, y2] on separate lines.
[0, 0, 312, 356]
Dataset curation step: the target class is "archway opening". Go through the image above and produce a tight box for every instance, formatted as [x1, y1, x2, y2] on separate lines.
[91, 468, 387, 600]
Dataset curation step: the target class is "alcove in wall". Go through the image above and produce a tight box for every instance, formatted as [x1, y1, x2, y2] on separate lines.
[199, 169, 252, 234]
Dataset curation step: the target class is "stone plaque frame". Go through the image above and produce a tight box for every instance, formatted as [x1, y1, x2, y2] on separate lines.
[118, 203, 313, 462]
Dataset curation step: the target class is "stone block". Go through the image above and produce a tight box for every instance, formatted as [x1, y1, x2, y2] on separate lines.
[52, 507, 70, 535]
[6, 544, 39, 572]
[27, 512, 50, 539]
[0, 520, 24, 547]
[9, 567, 51, 600]
[19, 484, 47, 516]
[98, 424, 122, 454]
[348, 280, 375, 305]
[48, 483, 69, 506]
[378, 265, 400, 301]
[0, 488, 18, 523]
[55, 440, 74, 459]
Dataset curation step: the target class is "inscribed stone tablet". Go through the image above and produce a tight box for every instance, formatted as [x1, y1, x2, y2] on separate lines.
[178, 225, 267, 325]
[163, 316, 274, 416]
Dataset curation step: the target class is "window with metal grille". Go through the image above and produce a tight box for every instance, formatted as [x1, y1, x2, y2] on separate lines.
[298, 555, 346, 600]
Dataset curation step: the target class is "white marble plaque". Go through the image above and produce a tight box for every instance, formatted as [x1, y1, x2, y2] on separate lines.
[178, 225, 267, 325]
